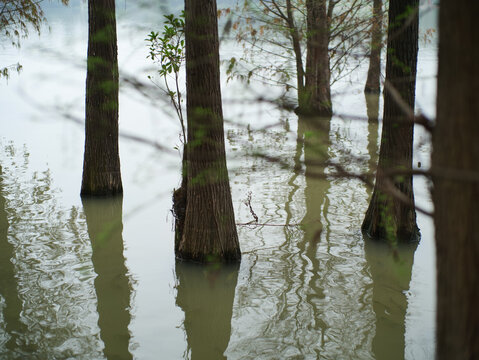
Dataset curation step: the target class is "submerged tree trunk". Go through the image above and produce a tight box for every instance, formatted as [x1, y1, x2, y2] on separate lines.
[176, 0, 241, 263]
[362, 0, 419, 243]
[364, 0, 383, 93]
[301, 0, 332, 116]
[81, 0, 122, 196]
[433, 1, 479, 358]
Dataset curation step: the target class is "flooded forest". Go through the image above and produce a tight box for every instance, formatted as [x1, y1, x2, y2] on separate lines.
[1, 0, 478, 359]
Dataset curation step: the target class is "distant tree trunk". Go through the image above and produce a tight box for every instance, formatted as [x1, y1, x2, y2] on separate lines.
[81, 0, 122, 196]
[177, 0, 241, 263]
[365, 92, 380, 197]
[362, 0, 419, 243]
[82, 197, 132, 360]
[364, 0, 383, 93]
[285, 0, 305, 109]
[302, 0, 332, 116]
[433, 1, 479, 358]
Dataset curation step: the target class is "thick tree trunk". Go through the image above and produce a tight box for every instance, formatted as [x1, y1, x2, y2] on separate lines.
[81, 0, 122, 196]
[177, 0, 241, 263]
[433, 1, 479, 358]
[364, 0, 383, 93]
[302, 0, 332, 116]
[362, 0, 419, 243]
[82, 197, 132, 360]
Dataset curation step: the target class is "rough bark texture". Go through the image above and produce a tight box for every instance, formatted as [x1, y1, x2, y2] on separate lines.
[362, 0, 419, 243]
[177, 0, 241, 263]
[175, 261, 239, 359]
[82, 196, 132, 360]
[301, 0, 332, 116]
[433, 1, 479, 358]
[81, 0, 122, 196]
[364, 0, 383, 93]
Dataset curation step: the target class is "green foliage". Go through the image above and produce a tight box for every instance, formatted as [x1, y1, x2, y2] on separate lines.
[146, 12, 185, 77]
[146, 12, 186, 144]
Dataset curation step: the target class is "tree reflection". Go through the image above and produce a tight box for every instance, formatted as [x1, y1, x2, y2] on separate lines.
[0, 165, 34, 355]
[298, 115, 332, 244]
[298, 115, 331, 347]
[82, 196, 132, 360]
[281, 115, 331, 353]
[364, 239, 418, 360]
[175, 261, 239, 360]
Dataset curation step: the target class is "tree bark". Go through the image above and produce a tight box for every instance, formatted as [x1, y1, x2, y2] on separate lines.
[362, 0, 419, 243]
[364, 0, 383, 93]
[433, 1, 479, 358]
[81, 0, 122, 196]
[177, 0, 241, 263]
[302, 0, 332, 116]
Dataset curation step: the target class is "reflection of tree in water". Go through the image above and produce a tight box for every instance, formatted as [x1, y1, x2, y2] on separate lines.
[82, 196, 132, 360]
[228, 114, 379, 358]
[0, 143, 103, 358]
[175, 261, 239, 360]
[0, 165, 36, 356]
[281, 115, 332, 354]
[364, 239, 417, 360]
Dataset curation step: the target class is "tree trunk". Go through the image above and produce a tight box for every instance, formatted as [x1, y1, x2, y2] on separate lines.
[81, 0, 122, 196]
[302, 0, 332, 116]
[362, 0, 419, 243]
[177, 0, 241, 263]
[82, 197, 132, 360]
[285, 0, 305, 109]
[364, 0, 383, 93]
[365, 92, 380, 197]
[433, 1, 479, 358]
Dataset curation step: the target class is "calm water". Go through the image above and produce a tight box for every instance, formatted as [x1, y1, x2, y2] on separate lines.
[0, 1, 437, 359]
